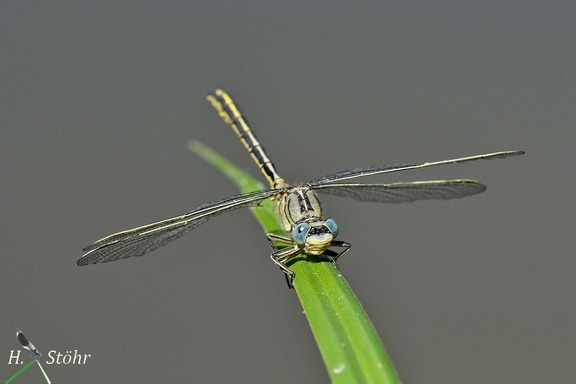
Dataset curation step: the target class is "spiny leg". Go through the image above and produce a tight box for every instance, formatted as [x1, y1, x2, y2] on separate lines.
[267, 234, 351, 287]
[267, 233, 300, 288]
[323, 240, 351, 271]
[266, 232, 293, 249]
[270, 245, 301, 288]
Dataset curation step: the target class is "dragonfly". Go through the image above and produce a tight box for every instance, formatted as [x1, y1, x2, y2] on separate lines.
[15, 327, 41, 357]
[77, 89, 523, 287]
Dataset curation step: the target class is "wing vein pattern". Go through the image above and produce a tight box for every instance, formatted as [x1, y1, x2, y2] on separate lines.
[313, 180, 486, 203]
[309, 151, 523, 185]
[78, 189, 278, 265]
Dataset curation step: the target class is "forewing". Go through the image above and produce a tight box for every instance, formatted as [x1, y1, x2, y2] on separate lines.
[77, 189, 277, 266]
[314, 180, 486, 203]
[309, 150, 523, 185]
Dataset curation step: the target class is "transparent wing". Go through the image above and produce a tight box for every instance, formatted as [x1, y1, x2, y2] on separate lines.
[313, 179, 486, 203]
[77, 189, 278, 266]
[309, 150, 524, 185]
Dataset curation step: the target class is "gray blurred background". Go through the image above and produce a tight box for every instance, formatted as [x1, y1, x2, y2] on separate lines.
[1, 2, 574, 383]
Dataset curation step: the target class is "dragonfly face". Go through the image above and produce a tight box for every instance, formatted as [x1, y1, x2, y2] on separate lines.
[292, 218, 339, 255]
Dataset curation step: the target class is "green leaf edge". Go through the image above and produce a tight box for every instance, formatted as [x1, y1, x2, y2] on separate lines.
[189, 140, 401, 384]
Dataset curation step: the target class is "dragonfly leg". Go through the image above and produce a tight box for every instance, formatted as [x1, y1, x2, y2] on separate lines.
[270, 245, 300, 288]
[284, 273, 295, 288]
[324, 240, 351, 271]
[266, 232, 294, 251]
[323, 249, 341, 270]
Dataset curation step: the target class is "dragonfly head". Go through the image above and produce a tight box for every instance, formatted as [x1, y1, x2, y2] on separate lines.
[292, 218, 339, 255]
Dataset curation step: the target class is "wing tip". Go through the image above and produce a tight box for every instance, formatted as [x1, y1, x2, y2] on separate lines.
[498, 150, 525, 158]
[76, 256, 90, 266]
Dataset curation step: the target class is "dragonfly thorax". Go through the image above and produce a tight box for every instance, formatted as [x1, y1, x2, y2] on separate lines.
[275, 185, 324, 232]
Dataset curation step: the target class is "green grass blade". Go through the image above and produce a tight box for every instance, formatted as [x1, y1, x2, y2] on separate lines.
[188, 141, 279, 233]
[189, 140, 401, 383]
[5, 359, 39, 383]
[36, 361, 51, 384]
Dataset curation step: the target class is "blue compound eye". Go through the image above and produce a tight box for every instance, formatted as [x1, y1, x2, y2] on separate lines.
[325, 218, 339, 237]
[293, 222, 311, 246]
